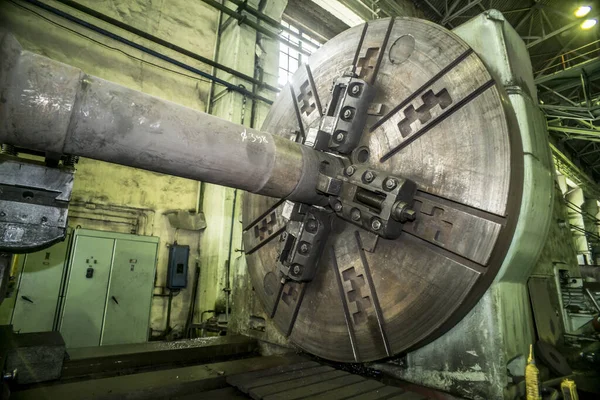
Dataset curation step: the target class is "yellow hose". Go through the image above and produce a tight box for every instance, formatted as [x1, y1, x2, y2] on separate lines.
[525, 344, 541, 400]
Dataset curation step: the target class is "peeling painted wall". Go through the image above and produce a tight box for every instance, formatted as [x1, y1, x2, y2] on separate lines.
[1, 0, 219, 336]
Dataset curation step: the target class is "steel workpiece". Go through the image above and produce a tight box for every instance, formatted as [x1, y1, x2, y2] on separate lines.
[0, 30, 339, 206]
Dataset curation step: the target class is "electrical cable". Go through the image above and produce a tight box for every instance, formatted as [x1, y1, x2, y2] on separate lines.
[9, 0, 218, 87]
[12, 0, 274, 104]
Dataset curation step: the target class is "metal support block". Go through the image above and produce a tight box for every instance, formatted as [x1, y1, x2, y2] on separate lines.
[0, 156, 73, 253]
[5, 330, 66, 384]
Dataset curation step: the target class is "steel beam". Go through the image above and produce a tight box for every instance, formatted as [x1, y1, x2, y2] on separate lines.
[441, 0, 483, 25]
[547, 125, 600, 138]
[527, 14, 600, 49]
[422, 0, 444, 19]
[199, 0, 312, 57]
[514, 7, 535, 32]
[0, 31, 339, 206]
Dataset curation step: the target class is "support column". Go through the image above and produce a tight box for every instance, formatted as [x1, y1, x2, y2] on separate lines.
[198, 0, 289, 325]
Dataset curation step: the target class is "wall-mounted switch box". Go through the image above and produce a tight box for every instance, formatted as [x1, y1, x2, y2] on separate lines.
[167, 245, 189, 289]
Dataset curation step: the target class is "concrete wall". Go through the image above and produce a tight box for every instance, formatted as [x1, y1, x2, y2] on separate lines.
[215, 0, 290, 346]
[0, 0, 219, 336]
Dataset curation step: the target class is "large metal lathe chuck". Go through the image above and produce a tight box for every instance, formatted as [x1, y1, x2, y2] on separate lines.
[242, 18, 522, 362]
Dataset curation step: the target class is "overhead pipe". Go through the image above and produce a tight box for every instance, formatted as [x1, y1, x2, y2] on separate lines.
[50, 0, 280, 95]
[18, 0, 274, 104]
[0, 30, 340, 205]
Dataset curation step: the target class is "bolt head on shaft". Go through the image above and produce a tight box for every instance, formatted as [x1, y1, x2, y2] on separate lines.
[402, 209, 416, 221]
[392, 201, 416, 223]
[334, 132, 345, 142]
[345, 166, 356, 176]
[351, 208, 361, 221]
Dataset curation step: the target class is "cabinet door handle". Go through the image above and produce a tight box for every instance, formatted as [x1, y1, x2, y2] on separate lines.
[111, 296, 119, 305]
[21, 296, 34, 304]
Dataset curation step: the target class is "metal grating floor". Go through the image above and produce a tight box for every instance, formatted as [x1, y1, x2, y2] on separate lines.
[226, 360, 430, 400]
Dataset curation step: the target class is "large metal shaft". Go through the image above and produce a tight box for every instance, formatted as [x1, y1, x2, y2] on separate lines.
[0, 31, 337, 205]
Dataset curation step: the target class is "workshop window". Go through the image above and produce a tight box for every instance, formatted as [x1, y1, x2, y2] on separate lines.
[278, 21, 321, 87]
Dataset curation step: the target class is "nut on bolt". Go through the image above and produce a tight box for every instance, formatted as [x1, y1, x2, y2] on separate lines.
[351, 208, 361, 221]
[306, 219, 318, 233]
[371, 218, 382, 231]
[343, 109, 353, 119]
[363, 170, 375, 183]
[333, 201, 343, 212]
[299, 242, 310, 254]
[384, 177, 397, 190]
[292, 264, 302, 275]
[351, 84, 361, 95]
[334, 132, 345, 143]
[345, 165, 356, 176]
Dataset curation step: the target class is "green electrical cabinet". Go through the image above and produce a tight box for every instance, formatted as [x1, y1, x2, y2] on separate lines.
[101, 239, 158, 346]
[59, 229, 158, 348]
[11, 236, 71, 333]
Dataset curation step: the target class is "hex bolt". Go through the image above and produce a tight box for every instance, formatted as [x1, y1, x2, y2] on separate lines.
[343, 109, 353, 119]
[334, 132, 345, 143]
[299, 243, 310, 254]
[351, 85, 361, 95]
[292, 264, 301, 275]
[306, 219, 318, 233]
[384, 178, 397, 190]
[345, 165, 356, 176]
[371, 218, 382, 230]
[351, 208, 361, 221]
[333, 201, 343, 212]
[363, 170, 375, 183]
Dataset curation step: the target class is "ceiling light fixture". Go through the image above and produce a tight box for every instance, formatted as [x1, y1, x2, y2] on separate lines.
[575, 5, 592, 18]
[581, 18, 597, 29]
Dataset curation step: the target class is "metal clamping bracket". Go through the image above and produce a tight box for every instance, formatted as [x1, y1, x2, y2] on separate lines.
[277, 201, 330, 282]
[306, 76, 375, 154]
[319, 164, 417, 239]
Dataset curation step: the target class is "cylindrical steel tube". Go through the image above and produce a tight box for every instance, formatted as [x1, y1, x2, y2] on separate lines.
[0, 31, 339, 205]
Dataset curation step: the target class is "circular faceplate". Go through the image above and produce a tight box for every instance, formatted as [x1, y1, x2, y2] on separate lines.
[242, 17, 522, 362]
